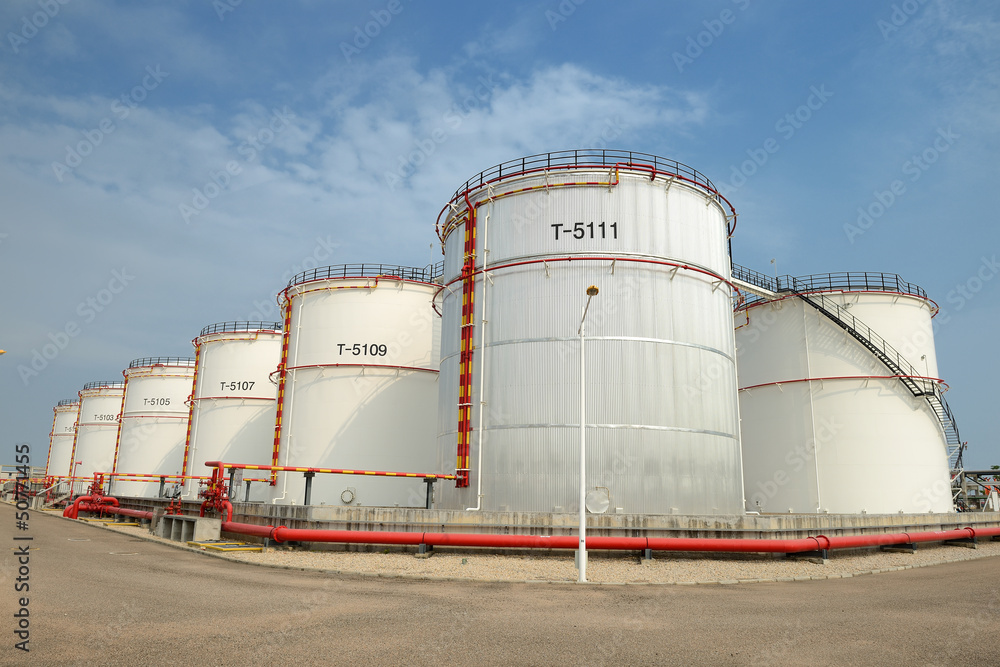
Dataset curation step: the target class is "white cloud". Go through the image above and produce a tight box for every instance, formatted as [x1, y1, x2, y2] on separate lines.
[0, 54, 714, 396]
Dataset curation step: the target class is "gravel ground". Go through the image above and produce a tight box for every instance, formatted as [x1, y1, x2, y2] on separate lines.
[92, 517, 1000, 585]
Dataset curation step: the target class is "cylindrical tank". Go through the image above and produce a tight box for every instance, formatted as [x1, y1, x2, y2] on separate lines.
[735, 272, 953, 513]
[270, 263, 442, 507]
[112, 357, 196, 498]
[45, 399, 80, 493]
[182, 321, 283, 501]
[435, 150, 743, 515]
[70, 381, 126, 494]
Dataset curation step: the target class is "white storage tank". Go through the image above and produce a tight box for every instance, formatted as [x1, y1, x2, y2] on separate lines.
[45, 399, 80, 493]
[181, 321, 283, 501]
[112, 357, 196, 498]
[435, 150, 744, 515]
[70, 381, 125, 494]
[734, 271, 955, 514]
[270, 263, 442, 507]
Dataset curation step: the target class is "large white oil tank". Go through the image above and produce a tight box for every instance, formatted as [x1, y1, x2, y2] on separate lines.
[181, 321, 283, 501]
[45, 399, 80, 492]
[734, 271, 954, 514]
[70, 381, 125, 494]
[434, 150, 744, 515]
[270, 263, 442, 508]
[112, 357, 196, 498]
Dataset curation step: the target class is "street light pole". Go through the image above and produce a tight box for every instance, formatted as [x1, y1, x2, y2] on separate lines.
[578, 285, 599, 583]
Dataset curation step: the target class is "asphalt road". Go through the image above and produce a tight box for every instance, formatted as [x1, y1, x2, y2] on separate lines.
[1, 503, 998, 666]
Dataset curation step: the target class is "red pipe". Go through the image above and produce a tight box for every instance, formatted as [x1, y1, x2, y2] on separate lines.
[63, 495, 1000, 557]
[106, 507, 154, 521]
[740, 374, 948, 393]
[62, 495, 118, 519]
[219, 522, 1000, 554]
[223, 521, 275, 540]
[198, 496, 233, 522]
[62, 495, 92, 519]
[645, 536, 825, 553]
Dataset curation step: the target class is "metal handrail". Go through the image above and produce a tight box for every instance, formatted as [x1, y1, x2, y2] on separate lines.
[731, 264, 778, 292]
[199, 321, 283, 336]
[127, 356, 197, 369]
[449, 149, 721, 203]
[777, 272, 927, 299]
[82, 381, 125, 390]
[288, 262, 444, 288]
[56, 399, 79, 407]
[732, 264, 928, 308]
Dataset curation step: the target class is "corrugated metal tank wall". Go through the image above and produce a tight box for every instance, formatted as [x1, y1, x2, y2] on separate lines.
[269, 265, 441, 508]
[182, 322, 283, 501]
[736, 285, 952, 514]
[46, 399, 79, 492]
[70, 382, 125, 494]
[112, 358, 196, 498]
[436, 151, 744, 515]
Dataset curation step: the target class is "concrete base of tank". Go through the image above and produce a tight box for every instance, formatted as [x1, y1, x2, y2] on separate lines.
[110, 495, 1000, 554]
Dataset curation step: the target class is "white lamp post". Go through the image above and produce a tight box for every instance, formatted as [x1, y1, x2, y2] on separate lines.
[578, 285, 599, 583]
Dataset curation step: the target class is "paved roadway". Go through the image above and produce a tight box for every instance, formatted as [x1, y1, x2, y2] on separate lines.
[1, 503, 998, 666]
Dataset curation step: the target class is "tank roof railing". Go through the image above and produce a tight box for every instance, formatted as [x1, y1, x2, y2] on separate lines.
[449, 149, 721, 203]
[127, 356, 197, 369]
[288, 262, 444, 288]
[776, 271, 928, 299]
[82, 381, 126, 390]
[732, 264, 928, 307]
[56, 399, 80, 406]
[199, 321, 284, 337]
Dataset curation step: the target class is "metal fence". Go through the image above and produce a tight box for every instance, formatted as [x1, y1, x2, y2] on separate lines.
[449, 149, 721, 202]
[199, 321, 283, 336]
[288, 262, 444, 287]
[732, 264, 928, 306]
[127, 356, 196, 369]
[82, 381, 126, 390]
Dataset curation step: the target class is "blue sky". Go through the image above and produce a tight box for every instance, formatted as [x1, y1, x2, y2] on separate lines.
[1, 0, 998, 470]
